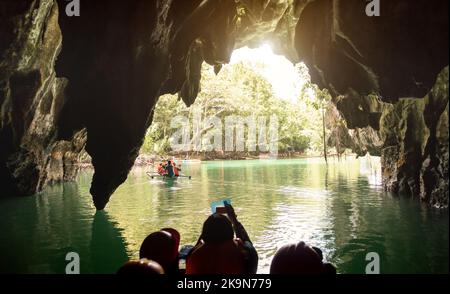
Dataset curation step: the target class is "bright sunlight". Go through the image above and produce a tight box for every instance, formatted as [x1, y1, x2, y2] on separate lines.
[229, 44, 305, 102]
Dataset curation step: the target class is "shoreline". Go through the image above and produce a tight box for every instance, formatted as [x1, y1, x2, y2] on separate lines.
[77, 153, 360, 170]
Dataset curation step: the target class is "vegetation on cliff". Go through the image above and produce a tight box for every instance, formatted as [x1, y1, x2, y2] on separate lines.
[142, 59, 335, 158]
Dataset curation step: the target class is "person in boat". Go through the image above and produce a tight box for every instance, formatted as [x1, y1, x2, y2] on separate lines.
[165, 160, 175, 178]
[162, 162, 168, 174]
[186, 204, 258, 274]
[139, 229, 180, 274]
[117, 259, 164, 275]
[269, 241, 336, 274]
[157, 163, 165, 176]
[173, 161, 180, 177]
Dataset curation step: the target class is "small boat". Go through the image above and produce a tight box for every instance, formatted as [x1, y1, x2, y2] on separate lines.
[146, 172, 191, 180]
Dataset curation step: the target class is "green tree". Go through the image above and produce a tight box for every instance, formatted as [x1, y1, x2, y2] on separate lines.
[143, 60, 327, 157]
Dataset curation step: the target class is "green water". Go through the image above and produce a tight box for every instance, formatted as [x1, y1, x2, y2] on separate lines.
[0, 158, 448, 274]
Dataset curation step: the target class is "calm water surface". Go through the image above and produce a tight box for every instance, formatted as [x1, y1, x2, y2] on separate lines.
[0, 157, 448, 274]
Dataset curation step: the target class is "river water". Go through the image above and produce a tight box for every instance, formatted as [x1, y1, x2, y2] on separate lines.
[0, 157, 448, 274]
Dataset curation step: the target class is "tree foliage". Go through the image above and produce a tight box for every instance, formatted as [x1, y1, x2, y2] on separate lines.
[142, 60, 331, 156]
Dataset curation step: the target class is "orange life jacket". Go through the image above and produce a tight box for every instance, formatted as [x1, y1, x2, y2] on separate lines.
[186, 239, 246, 274]
[157, 165, 164, 175]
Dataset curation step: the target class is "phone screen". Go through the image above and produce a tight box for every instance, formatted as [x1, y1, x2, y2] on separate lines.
[215, 206, 227, 214]
[210, 199, 232, 214]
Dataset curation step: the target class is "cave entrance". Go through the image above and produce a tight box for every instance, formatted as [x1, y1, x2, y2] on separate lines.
[139, 44, 344, 162]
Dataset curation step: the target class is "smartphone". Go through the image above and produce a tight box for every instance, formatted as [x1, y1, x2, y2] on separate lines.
[210, 199, 232, 214]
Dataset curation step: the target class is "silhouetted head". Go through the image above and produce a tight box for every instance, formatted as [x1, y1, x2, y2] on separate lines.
[270, 242, 330, 274]
[162, 228, 180, 248]
[117, 259, 164, 275]
[201, 213, 234, 244]
[167, 160, 172, 165]
[311, 246, 323, 260]
[322, 262, 337, 274]
[140, 231, 178, 271]
[162, 228, 181, 257]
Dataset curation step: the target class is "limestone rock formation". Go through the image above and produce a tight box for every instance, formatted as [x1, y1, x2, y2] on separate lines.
[0, 0, 448, 209]
[0, 0, 86, 197]
[327, 68, 449, 208]
[385, 68, 449, 208]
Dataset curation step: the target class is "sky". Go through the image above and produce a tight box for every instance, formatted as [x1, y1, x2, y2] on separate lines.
[228, 44, 306, 102]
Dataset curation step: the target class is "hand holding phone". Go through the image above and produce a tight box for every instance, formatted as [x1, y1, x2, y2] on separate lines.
[224, 202, 238, 224]
[210, 199, 232, 214]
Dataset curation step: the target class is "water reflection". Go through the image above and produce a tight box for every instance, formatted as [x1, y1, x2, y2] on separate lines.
[103, 157, 448, 274]
[0, 179, 129, 273]
[0, 157, 448, 274]
[90, 211, 128, 273]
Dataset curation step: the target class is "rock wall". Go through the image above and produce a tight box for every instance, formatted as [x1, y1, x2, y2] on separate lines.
[295, 0, 448, 207]
[0, 0, 86, 196]
[327, 68, 449, 208]
[0, 0, 448, 209]
[381, 68, 449, 208]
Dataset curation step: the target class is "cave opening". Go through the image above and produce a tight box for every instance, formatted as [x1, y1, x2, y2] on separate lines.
[143, 44, 349, 161]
